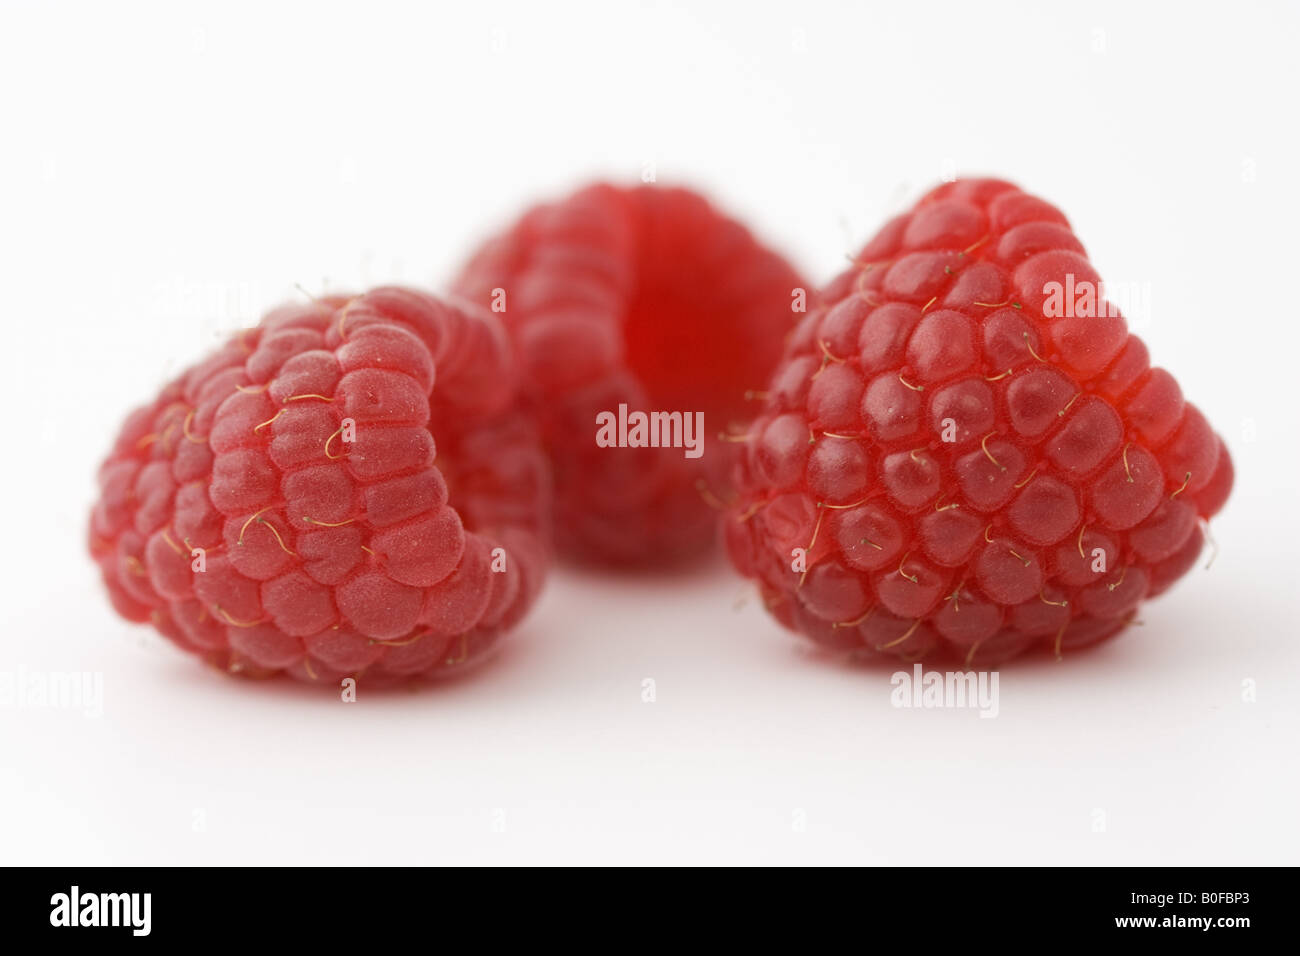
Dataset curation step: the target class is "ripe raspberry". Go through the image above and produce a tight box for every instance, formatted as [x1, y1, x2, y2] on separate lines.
[726, 180, 1234, 665]
[88, 287, 550, 684]
[452, 183, 807, 565]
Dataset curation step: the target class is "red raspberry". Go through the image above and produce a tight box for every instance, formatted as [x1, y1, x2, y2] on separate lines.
[726, 180, 1234, 665]
[452, 183, 807, 565]
[88, 287, 550, 684]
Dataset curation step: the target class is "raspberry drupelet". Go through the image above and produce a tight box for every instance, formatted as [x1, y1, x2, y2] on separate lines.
[89, 287, 550, 684]
[452, 183, 807, 565]
[726, 179, 1233, 665]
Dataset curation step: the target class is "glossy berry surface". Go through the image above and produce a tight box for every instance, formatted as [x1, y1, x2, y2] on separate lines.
[453, 183, 806, 565]
[726, 180, 1233, 664]
[89, 287, 550, 684]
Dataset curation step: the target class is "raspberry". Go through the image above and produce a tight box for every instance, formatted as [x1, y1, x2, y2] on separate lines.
[88, 287, 550, 684]
[452, 183, 806, 564]
[726, 180, 1234, 664]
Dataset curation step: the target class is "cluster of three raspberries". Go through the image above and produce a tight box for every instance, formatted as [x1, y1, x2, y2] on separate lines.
[89, 178, 1233, 685]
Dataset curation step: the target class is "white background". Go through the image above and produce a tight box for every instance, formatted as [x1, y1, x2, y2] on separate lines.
[1, 0, 1297, 865]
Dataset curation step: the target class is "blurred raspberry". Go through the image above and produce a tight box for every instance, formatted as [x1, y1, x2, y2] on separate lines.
[726, 180, 1233, 665]
[89, 287, 550, 685]
[452, 183, 807, 565]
